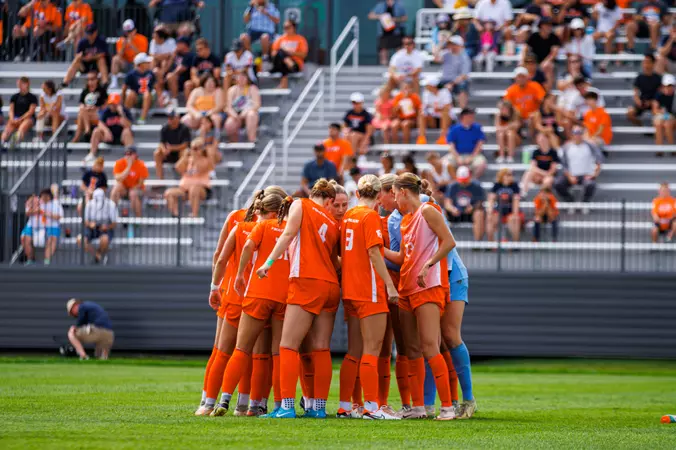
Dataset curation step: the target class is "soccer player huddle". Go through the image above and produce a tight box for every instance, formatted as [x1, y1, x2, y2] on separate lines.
[195, 172, 475, 421]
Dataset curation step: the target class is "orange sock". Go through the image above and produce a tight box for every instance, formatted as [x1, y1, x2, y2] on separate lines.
[220, 349, 249, 396]
[352, 376, 363, 406]
[429, 354, 452, 408]
[442, 350, 459, 402]
[239, 354, 253, 396]
[299, 353, 315, 399]
[313, 349, 332, 405]
[206, 349, 231, 399]
[279, 347, 300, 401]
[250, 353, 270, 402]
[203, 346, 218, 391]
[395, 355, 410, 406]
[409, 357, 425, 407]
[339, 355, 359, 404]
[272, 354, 281, 402]
[360, 354, 380, 411]
[264, 355, 273, 401]
[378, 356, 391, 406]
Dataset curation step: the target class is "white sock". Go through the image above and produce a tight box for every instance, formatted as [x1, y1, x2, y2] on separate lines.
[364, 401, 378, 412]
[201, 390, 206, 402]
[314, 399, 326, 410]
[220, 393, 232, 404]
[282, 398, 294, 410]
[304, 397, 314, 410]
[339, 401, 352, 411]
[237, 393, 249, 407]
[250, 399, 260, 408]
[205, 398, 216, 408]
[261, 398, 268, 408]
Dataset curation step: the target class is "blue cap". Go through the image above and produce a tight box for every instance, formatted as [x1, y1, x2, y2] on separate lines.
[177, 36, 192, 46]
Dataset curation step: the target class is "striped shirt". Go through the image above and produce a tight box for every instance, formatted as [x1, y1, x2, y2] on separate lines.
[246, 3, 279, 34]
[85, 198, 118, 225]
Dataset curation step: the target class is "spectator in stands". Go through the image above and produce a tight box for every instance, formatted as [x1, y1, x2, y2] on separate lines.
[435, 35, 471, 109]
[223, 38, 256, 90]
[487, 168, 522, 243]
[343, 92, 374, 155]
[391, 81, 421, 144]
[80, 188, 117, 264]
[225, 72, 261, 143]
[400, 152, 420, 175]
[446, 108, 487, 178]
[86, 93, 134, 164]
[271, 20, 308, 89]
[300, 143, 338, 196]
[154, 109, 191, 179]
[20, 188, 63, 265]
[62, 23, 110, 88]
[122, 53, 159, 125]
[504, 66, 546, 128]
[111, 19, 149, 89]
[165, 138, 215, 217]
[372, 87, 394, 144]
[628, 54, 663, 126]
[532, 92, 563, 150]
[379, 152, 396, 176]
[428, 13, 452, 54]
[473, 0, 514, 48]
[432, 0, 476, 9]
[451, 8, 480, 59]
[556, 55, 591, 93]
[533, 187, 559, 242]
[198, 116, 221, 164]
[241, 0, 281, 60]
[388, 35, 424, 93]
[1, 77, 37, 146]
[66, 299, 114, 360]
[166, 36, 194, 106]
[79, 156, 108, 215]
[524, 17, 560, 91]
[182, 74, 224, 133]
[344, 166, 361, 208]
[559, 76, 605, 136]
[187, 38, 222, 98]
[444, 165, 486, 241]
[36, 80, 67, 141]
[111, 147, 148, 218]
[150, 0, 204, 34]
[651, 182, 676, 242]
[323, 123, 354, 176]
[149, 26, 176, 94]
[58, 0, 93, 50]
[626, 0, 668, 53]
[555, 126, 604, 209]
[423, 151, 454, 202]
[653, 74, 676, 152]
[658, 22, 676, 74]
[417, 76, 452, 145]
[475, 19, 499, 72]
[369, 0, 408, 66]
[583, 91, 613, 150]
[592, 0, 622, 69]
[523, 52, 547, 87]
[12, 0, 63, 53]
[514, 0, 547, 43]
[521, 132, 560, 197]
[494, 100, 522, 164]
[564, 18, 595, 76]
[72, 72, 108, 143]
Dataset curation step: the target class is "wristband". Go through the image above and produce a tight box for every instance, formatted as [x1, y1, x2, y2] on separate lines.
[210, 282, 220, 292]
[265, 258, 275, 269]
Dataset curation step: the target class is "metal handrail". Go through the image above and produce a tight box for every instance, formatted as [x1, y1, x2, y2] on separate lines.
[282, 69, 325, 178]
[330, 16, 359, 106]
[233, 140, 275, 210]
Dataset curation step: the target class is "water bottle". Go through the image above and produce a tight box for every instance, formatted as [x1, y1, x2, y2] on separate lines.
[521, 147, 531, 165]
[661, 415, 676, 423]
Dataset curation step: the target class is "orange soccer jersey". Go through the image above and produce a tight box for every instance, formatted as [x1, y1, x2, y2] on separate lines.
[504, 81, 545, 119]
[218, 209, 248, 298]
[245, 219, 290, 303]
[652, 196, 676, 230]
[64, 2, 93, 27]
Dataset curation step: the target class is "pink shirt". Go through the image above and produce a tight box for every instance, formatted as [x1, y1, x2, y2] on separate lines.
[375, 98, 394, 120]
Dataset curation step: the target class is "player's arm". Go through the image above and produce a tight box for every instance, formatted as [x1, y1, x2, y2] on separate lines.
[210, 226, 237, 294]
[256, 201, 302, 278]
[384, 246, 404, 266]
[367, 245, 398, 304]
[234, 238, 257, 296]
[418, 205, 456, 288]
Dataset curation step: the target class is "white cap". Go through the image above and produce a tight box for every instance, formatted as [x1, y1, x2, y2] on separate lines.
[436, 13, 450, 23]
[456, 166, 471, 181]
[93, 188, 105, 200]
[449, 35, 464, 46]
[421, 75, 440, 87]
[570, 18, 585, 30]
[453, 7, 473, 20]
[123, 19, 135, 32]
[133, 52, 152, 65]
[663, 74, 676, 86]
[350, 92, 364, 103]
[66, 298, 78, 315]
[514, 66, 529, 77]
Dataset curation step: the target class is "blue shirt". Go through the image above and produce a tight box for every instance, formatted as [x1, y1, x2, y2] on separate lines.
[158, 0, 196, 24]
[371, 1, 407, 36]
[76, 301, 113, 330]
[386, 209, 402, 272]
[302, 159, 338, 188]
[77, 35, 108, 58]
[247, 3, 280, 34]
[99, 106, 132, 135]
[124, 70, 155, 95]
[445, 181, 486, 210]
[447, 123, 486, 155]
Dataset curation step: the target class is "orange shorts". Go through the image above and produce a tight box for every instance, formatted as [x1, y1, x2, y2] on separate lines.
[287, 278, 340, 315]
[224, 303, 242, 328]
[243, 297, 286, 322]
[343, 299, 390, 319]
[398, 286, 447, 314]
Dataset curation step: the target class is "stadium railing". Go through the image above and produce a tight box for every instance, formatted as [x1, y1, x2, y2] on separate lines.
[330, 16, 359, 106]
[233, 140, 276, 210]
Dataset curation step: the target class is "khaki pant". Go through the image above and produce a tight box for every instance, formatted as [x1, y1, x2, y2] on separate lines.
[75, 325, 114, 357]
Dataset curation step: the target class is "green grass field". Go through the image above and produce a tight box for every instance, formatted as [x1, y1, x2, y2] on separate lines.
[1, 357, 675, 449]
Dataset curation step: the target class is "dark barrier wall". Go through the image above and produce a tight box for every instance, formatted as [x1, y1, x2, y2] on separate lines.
[1, 268, 676, 358]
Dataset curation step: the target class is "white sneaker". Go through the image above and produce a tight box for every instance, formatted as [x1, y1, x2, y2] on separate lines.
[350, 404, 364, 418]
[435, 406, 456, 421]
[457, 399, 477, 419]
[109, 78, 119, 89]
[363, 406, 401, 420]
[401, 406, 427, 419]
[425, 405, 436, 417]
[506, 156, 515, 163]
[82, 152, 96, 166]
[496, 156, 505, 164]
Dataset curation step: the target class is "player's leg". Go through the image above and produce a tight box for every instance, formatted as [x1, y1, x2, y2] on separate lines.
[198, 317, 237, 415]
[338, 310, 362, 417]
[197, 317, 222, 411]
[398, 304, 426, 418]
[308, 308, 336, 417]
[247, 327, 272, 416]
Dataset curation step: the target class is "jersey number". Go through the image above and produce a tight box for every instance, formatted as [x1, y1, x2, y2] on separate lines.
[318, 223, 328, 243]
[274, 237, 289, 260]
[345, 228, 354, 251]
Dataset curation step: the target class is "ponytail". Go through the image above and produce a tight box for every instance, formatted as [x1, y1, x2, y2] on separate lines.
[394, 172, 432, 196]
[311, 178, 337, 200]
[278, 196, 294, 224]
[244, 189, 264, 222]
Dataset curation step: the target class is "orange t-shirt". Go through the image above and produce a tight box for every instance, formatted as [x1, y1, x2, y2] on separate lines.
[220, 209, 248, 292]
[113, 158, 149, 189]
[341, 206, 386, 303]
[504, 81, 545, 119]
[393, 93, 422, 120]
[322, 138, 353, 173]
[272, 34, 309, 69]
[245, 219, 290, 303]
[24, 2, 63, 29]
[652, 196, 676, 230]
[534, 192, 559, 216]
[288, 198, 339, 283]
[64, 2, 93, 27]
[116, 33, 149, 64]
[583, 107, 613, 145]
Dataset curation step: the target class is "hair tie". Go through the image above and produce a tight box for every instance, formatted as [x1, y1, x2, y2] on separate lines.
[416, 179, 422, 186]
[285, 196, 293, 203]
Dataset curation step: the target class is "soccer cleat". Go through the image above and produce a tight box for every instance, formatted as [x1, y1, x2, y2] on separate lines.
[259, 407, 280, 418]
[401, 406, 427, 419]
[303, 408, 327, 419]
[416, 135, 428, 145]
[350, 404, 364, 419]
[457, 399, 477, 419]
[363, 407, 401, 420]
[211, 400, 230, 417]
[336, 408, 352, 418]
[435, 406, 456, 421]
[246, 406, 265, 417]
[268, 407, 296, 419]
[396, 405, 412, 418]
[233, 404, 248, 416]
[425, 405, 436, 418]
[380, 405, 397, 417]
[299, 397, 305, 411]
[435, 135, 448, 145]
[194, 405, 214, 416]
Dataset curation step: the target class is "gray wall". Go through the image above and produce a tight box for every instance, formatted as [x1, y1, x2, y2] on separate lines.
[1, 268, 675, 358]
